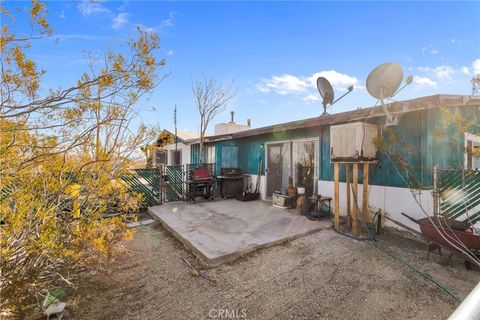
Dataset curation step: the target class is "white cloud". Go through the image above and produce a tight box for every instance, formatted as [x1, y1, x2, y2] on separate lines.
[137, 11, 178, 33]
[167, 50, 174, 56]
[307, 70, 359, 92]
[302, 94, 320, 104]
[450, 38, 456, 43]
[417, 62, 480, 81]
[59, 11, 65, 19]
[49, 34, 103, 42]
[118, 1, 128, 12]
[159, 12, 177, 29]
[413, 76, 437, 87]
[257, 70, 359, 96]
[256, 75, 308, 95]
[77, 0, 109, 16]
[421, 44, 439, 56]
[433, 66, 455, 80]
[417, 65, 456, 80]
[473, 58, 480, 75]
[112, 12, 128, 29]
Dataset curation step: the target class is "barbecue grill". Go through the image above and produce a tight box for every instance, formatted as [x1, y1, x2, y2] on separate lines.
[217, 168, 243, 199]
[186, 169, 215, 204]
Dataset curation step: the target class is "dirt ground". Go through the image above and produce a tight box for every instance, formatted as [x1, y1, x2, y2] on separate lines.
[66, 221, 479, 320]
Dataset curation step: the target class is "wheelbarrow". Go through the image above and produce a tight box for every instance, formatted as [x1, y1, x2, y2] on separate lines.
[401, 212, 480, 269]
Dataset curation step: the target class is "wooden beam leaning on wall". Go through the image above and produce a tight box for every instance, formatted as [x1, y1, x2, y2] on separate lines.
[334, 162, 340, 230]
[362, 163, 370, 226]
[346, 164, 351, 230]
[352, 163, 359, 236]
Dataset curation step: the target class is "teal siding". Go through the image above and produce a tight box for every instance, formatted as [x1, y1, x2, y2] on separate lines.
[318, 106, 480, 189]
[428, 106, 480, 170]
[195, 105, 479, 189]
[237, 137, 265, 175]
[190, 144, 200, 164]
[215, 140, 238, 175]
[235, 127, 322, 176]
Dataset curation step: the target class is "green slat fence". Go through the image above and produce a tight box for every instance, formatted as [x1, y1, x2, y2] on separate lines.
[165, 165, 183, 202]
[122, 169, 161, 208]
[122, 163, 216, 206]
[438, 169, 480, 224]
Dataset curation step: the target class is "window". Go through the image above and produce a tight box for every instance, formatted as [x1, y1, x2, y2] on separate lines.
[205, 145, 215, 163]
[154, 149, 167, 165]
[170, 150, 182, 166]
[465, 133, 480, 170]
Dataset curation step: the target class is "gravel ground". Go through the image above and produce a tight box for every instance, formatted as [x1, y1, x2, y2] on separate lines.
[66, 221, 479, 320]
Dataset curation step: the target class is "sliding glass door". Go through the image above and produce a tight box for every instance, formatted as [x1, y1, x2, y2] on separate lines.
[266, 139, 317, 197]
[266, 143, 291, 196]
[292, 140, 317, 197]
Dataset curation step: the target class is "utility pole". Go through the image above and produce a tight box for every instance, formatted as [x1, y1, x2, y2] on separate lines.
[174, 104, 178, 152]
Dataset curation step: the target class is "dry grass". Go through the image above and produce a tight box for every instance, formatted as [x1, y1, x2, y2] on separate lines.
[65, 222, 479, 320]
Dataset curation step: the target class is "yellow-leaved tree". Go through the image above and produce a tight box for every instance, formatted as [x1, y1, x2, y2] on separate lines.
[0, 1, 164, 314]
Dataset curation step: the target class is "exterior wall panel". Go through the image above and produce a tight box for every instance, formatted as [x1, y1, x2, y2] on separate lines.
[191, 104, 479, 191]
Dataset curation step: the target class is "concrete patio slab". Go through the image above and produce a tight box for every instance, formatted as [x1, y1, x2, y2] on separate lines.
[148, 199, 332, 266]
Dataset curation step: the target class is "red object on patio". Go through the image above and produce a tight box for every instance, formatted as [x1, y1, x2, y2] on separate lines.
[193, 169, 212, 181]
[187, 169, 215, 203]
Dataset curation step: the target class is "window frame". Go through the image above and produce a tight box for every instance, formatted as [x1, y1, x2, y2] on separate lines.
[205, 145, 215, 163]
[464, 132, 480, 170]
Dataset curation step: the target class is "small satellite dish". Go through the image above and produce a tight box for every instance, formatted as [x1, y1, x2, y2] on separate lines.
[366, 62, 403, 102]
[316, 76, 354, 116]
[317, 77, 334, 105]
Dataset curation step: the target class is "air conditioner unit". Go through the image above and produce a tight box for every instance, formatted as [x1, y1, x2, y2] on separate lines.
[153, 149, 168, 165]
[330, 122, 378, 162]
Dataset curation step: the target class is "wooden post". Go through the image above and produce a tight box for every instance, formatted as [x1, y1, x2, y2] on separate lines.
[432, 164, 439, 216]
[352, 163, 359, 236]
[362, 163, 369, 225]
[334, 162, 340, 230]
[159, 164, 163, 205]
[346, 163, 351, 229]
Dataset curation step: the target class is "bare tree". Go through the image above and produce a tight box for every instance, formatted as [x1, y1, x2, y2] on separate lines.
[192, 78, 235, 163]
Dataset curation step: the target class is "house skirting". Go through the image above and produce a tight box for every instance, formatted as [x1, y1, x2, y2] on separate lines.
[246, 175, 440, 232]
[318, 180, 434, 231]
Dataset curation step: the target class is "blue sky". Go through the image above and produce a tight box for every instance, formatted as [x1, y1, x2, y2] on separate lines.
[5, 1, 480, 135]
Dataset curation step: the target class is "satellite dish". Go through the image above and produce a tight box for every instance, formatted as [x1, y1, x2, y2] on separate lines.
[316, 76, 354, 116]
[366, 62, 413, 126]
[317, 77, 334, 105]
[366, 62, 403, 102]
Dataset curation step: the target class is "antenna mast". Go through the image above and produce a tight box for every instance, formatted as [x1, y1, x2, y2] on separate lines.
[174, 104, 177, 152]
[472, 75, 480, 96]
